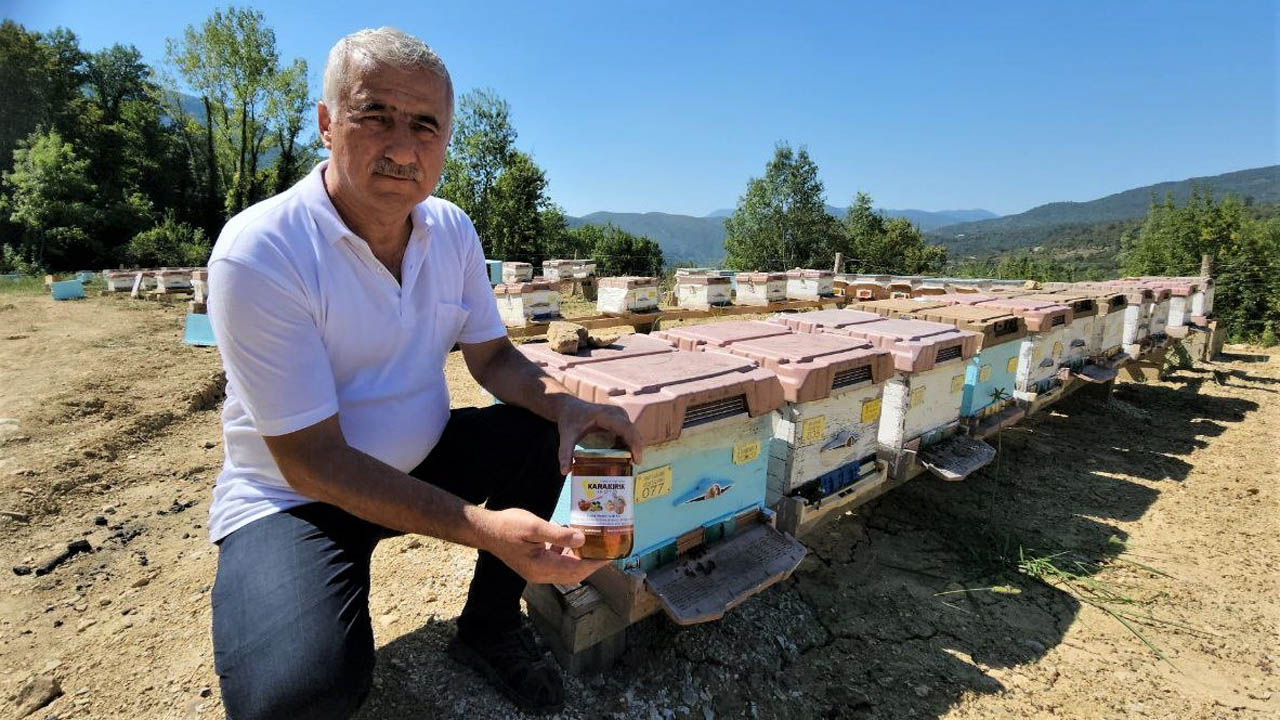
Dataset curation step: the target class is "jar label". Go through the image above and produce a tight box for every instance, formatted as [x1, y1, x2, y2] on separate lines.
[570, 475, 634, 528]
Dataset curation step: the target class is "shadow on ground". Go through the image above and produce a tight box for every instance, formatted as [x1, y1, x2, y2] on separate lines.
[359, 370, 1260, 719]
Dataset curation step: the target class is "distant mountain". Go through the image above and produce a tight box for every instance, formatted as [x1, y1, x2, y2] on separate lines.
[566, 212, 729, 266]
[928, 165, 1280, 257]
[706, 206, 998, 230]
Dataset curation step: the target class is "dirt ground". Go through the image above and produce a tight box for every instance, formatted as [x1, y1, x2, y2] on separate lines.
[0, 289, 1276, 719]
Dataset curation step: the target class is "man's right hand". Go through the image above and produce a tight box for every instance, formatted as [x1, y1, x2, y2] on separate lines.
[478, 507, 608, 585]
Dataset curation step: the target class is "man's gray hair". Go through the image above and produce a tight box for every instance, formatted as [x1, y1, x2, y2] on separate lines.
[323, 27, 453, 110]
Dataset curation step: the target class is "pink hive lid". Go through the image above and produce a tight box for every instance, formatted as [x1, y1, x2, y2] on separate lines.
[736, 272, 785, 282]
[651, 320, 791, 352]
[769, 309, 883, 334]
[678, 274, 731, 286]
[598, 276, 658, 289]
[775, 312, 978, 372]
[519, 333, 674, 371]
[786, 268, 833, 279]
[540, 349, 785, 446]
[970, 297, 1073, 332]
[712, 333, 893, 403]
[495, 280, 556, 295]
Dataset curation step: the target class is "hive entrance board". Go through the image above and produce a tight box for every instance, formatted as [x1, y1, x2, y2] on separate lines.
[1072, 364, 1119, 383]
[643, 522, 806, 625]
[917, 435, 996, 481]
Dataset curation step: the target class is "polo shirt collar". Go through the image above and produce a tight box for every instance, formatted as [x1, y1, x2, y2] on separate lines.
[302, 161, 434, 246]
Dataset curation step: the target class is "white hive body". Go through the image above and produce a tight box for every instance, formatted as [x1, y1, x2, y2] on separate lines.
[104, 271, 140, 292]
[494, 281, 560, 327]
[501, 262, 533, 283]
[596, 276, 660, 316]
[785, 269, 835, 300]
[676, 274, 732, 309]
[734, 273, 786, 306]
[541, 259, 576, 282]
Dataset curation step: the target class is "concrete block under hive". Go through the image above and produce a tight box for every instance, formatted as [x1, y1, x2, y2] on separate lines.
[494, 280, 560, 327]
[501, 261, 533, 284]
[734, 272, 786, 306]
[522, 338, 804, 624]
[770, 310, 992, 481]
[676, 273, 732, 309]
[597, 276, 660, 315]
[651, 321, 894, 532]
[905, 304, 1027, 424]
[785, 269, 835, 300]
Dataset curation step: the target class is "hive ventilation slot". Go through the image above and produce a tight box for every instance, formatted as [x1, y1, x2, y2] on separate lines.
[832, 365, 873, 390]
[935, 344, 963, 363]
[682, 395, 748, 428]
[1051, 315, 1066, 327]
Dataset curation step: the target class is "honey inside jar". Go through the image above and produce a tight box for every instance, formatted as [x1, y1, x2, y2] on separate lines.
[569, 448, 634, 560]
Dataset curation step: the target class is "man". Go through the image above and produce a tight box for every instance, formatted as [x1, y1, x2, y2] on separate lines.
[206, 27, 642, 719]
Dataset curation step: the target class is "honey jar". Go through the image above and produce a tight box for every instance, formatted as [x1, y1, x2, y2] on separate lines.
[569, 448, 634, 560]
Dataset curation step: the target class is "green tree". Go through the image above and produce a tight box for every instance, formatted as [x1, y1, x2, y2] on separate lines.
[2, 129, 98, 269]
[127, 210, 212, 267]
[723, 143, 841, 271]
[588, 224, 664, 277]
[1122, 190, 1279, 341]
[837, 190, 948, 274]
[437, 88, 518, 247]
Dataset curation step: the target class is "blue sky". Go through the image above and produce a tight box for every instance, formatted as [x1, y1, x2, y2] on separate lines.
[8, 0, 1277, 217]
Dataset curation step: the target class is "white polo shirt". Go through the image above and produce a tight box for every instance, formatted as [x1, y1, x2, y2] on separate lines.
[206, 162, 506, 542]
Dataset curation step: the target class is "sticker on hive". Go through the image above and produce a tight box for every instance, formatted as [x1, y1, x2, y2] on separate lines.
[909, 387, 926, 408]
[861, 397, 882, 423]
[635, 465, 672, 504]
[979, 365, 992, 382]
[1006, 357, 1018, 373]
[732, 439, 760, 465]
[951, 375, 965, 393]
[799, 416, 826, 445]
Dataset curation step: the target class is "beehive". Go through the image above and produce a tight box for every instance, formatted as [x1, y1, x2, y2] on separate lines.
[103, 270, 141, 293]
[770, 310, 980, 455]
[1101, 286, 1154, 357]
[785, 269, 835, 300]
[501, 261, 533, 284]
[494, 280, 560, 326]
[676, 273, 732, 309]
[910, 279, 950, 297]
[1059, 288, 1128, 359]
[597, 276, 660, 315]
[1021, 293, 1100, 369]
[734, 272, 786, 306]
[568, 259, 597, 279]
[905, 304, 1027, 421]
[841, 281, 890, 301]
[191, 269, 209, 304]
[969, 296, 1075, 399]
[651, 321, 894, 512]
[524, 341, 786, 572]
[153, 268, 193, 293]
[541, 259, 576, 281]
[485, 259, 503, 285]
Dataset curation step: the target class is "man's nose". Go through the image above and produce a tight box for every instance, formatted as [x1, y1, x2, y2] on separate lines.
[383, 120, 417, 166]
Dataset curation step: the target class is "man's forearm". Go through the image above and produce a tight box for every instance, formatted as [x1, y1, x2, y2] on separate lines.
[279, 441, 492, 549]
[472, 342, 577, 422]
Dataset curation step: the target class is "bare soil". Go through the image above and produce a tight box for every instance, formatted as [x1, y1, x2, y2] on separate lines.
[0, 291, 1276, 719]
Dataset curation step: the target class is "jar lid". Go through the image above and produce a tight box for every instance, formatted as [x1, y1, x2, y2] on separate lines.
[572, 448, 633, 460]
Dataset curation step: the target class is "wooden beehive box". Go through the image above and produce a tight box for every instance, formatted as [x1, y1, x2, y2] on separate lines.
[676, 274, 732, 309]
[502, 261, 533, 284]
[785, 269, 835, 300]
[597, 276, 659, 315]
[734, 272, 786, 306]
[906, 304, 1027, 421]
[494, 280, 560, 327]
[542, 259, 577, 282]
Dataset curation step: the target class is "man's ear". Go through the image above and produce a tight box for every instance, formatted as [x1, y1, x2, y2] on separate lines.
[317, 101, 334, 150]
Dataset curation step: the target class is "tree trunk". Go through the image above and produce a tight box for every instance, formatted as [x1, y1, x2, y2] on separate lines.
[236, 102, 249, 212]
[201, 96, 220, 234]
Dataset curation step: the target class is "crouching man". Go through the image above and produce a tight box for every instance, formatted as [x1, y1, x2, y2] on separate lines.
[205, 26, 642, 719]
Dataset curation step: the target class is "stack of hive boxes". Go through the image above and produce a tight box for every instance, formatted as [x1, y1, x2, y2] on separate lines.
[596, 276, 660, 315]
[501, 261, 533, 284]
[650, 321, 894, 532]
[494, 280, 560, 327]
[785, 269, 835, 300]
[676, 272, 732, 309]
[734, 272, 786, 306]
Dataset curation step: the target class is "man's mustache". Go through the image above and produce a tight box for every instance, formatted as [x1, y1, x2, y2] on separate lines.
[372, 159, 421, 181]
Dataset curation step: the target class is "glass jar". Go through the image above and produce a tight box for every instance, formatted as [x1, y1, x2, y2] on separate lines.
[569, 448, 634, 560]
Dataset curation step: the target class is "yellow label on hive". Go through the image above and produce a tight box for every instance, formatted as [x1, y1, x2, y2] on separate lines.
[909, 386, 925, 408]
[732, 439, 760, 465]
[1006, 356, 1019, 373]
[979, 364, 992, 382]
[634, 465, 672, 504]
[951, 375, 965, 393]
[1032, 345, 1043, 362]
[799, 416, 826, 445]
[861, 397, 882, 423]
[1053, 341, 1063, 358]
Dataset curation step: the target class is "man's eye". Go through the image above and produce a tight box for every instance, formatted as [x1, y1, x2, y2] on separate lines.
[360, 115, 388, 124]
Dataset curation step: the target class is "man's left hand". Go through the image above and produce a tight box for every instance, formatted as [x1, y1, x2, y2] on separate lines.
[555, 397, 645, 474]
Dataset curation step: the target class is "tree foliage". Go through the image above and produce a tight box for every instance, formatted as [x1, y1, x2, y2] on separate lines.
[1122, 191, 1280, 342]
[127, 210, 212, 268]
[2, 129, 99, 269]
[838, 191, 947, 274]
[570, 224, 665, 277]
[723, 143, 842, 271]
